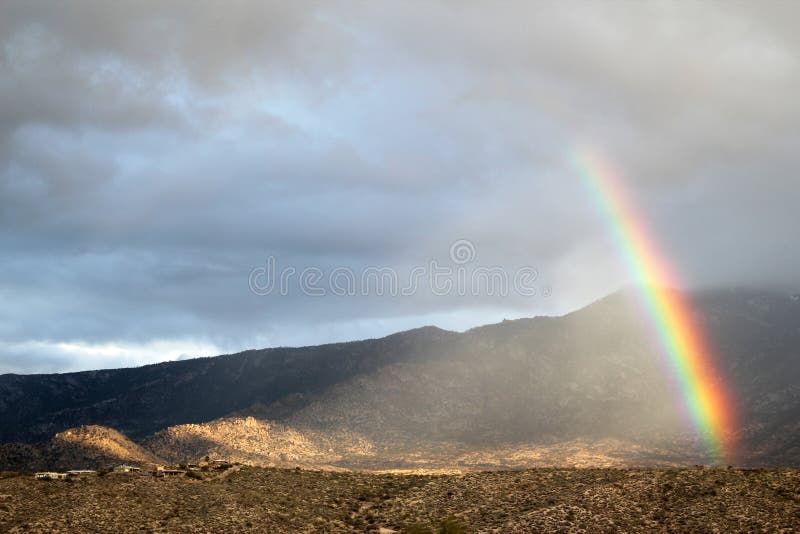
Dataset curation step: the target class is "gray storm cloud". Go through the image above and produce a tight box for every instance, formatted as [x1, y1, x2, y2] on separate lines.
[0, 1, 798, 372]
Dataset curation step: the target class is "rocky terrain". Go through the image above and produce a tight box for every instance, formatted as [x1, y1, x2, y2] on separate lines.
[0, 466, 797, 532]
[1, 288, 800, 469]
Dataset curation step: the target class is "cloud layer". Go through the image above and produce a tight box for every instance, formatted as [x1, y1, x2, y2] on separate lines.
[1, 1, 798, 372]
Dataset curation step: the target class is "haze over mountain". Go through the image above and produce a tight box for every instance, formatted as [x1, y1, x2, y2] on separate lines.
[1, 287, 798, 470]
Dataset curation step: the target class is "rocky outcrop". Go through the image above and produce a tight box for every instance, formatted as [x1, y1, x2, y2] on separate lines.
[0, 425, 162, 471]
[144, 416, 331, 465]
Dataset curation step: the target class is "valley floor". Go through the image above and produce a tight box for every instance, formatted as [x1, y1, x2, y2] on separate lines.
[0, 467, 798, 533]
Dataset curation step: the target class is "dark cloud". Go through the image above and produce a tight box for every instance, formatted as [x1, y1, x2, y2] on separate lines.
[0, 1, 798, 372]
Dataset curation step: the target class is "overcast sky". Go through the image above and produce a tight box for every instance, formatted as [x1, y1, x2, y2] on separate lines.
[1, 1, 798, 373]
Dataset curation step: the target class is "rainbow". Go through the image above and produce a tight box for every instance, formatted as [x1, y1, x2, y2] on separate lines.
[570, 147, 737, 463]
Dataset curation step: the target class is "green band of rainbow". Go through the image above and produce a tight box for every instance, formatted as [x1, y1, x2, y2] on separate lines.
[570, 148, 737, 463]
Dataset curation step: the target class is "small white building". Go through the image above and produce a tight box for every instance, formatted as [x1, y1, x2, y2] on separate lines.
[34, 472, 67, 480]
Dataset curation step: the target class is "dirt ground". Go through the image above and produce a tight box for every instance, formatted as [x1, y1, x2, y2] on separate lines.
[1, 467, 798, 532]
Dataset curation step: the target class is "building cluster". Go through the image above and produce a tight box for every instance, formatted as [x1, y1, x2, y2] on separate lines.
[34, 459, 233, 480]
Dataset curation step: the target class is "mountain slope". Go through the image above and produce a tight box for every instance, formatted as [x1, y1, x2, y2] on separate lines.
[0, 326, 454, 442]
[1, 288, 799, 466]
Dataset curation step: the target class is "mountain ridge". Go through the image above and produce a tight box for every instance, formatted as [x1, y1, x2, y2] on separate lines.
[1, 287, 799, 467]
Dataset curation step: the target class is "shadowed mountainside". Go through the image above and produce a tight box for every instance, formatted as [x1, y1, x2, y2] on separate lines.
[0, 327, 453, 443]
[1, 288, 799, 467]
